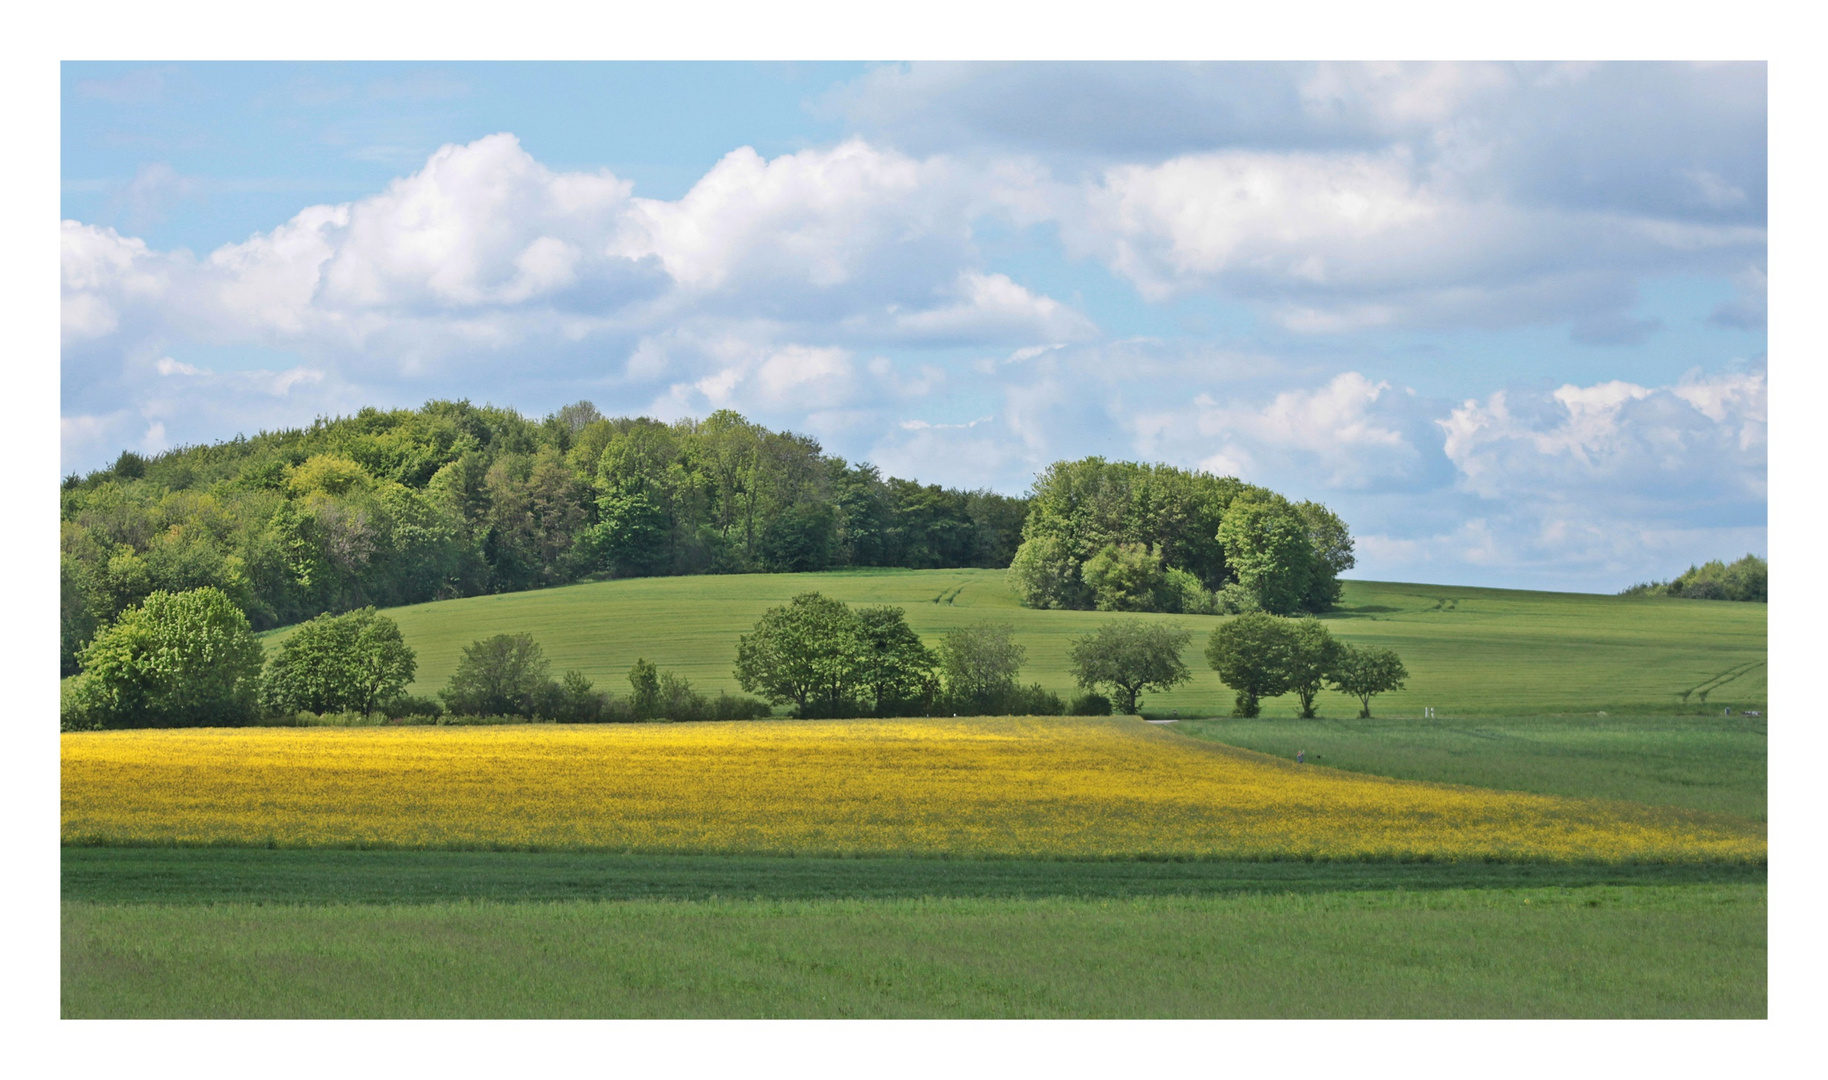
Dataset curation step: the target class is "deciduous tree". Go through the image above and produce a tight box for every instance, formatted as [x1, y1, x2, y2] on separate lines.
[1204, 611, 1294, 718]
[1068, 620, 1193, 715]
[1327, 644, 1408, 718]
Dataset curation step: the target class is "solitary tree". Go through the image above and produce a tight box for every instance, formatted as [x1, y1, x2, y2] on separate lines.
[937, 622, 1026, 714]
[854, 605, 938, 715]
[64, 586, 264, 729]
[1285, 617, 1343, 719]
[442, 633, 551, 716]
[733, 592, 867, 717]
[1327, 644, 1408, 718]
[1204, 611, 1294, 718]
[261, 607, 417, 715]
[1067, 619, 1192, 715]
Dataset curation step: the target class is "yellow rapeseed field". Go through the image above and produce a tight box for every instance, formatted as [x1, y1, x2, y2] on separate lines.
[60, 717, 1765, 861]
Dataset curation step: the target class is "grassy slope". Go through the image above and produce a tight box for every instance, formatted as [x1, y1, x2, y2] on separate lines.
[1173, 715, 1767, 820]
[265, 569, 1766, 718]
[63, 886, 1766, 1019]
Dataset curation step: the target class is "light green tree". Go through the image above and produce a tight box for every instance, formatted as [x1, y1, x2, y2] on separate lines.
[1067, 619, 1193, 715]
[261, 607, 416, 715]
[1285, 617, 1343, 719]
[1327, 644, 1409, 718]
[937, 622, 1026, 714]
[733, 592, 867, 717]
[64, 586, 264, 729]
[441, 633, 551, 716]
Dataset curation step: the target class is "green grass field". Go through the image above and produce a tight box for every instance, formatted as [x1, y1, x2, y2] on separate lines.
[264, 569, 1766, 717]
[1174, 714, 1767, 819]
[62, 885, 1765, 1018]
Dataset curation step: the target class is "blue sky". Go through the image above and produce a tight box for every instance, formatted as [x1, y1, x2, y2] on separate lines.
[60, 61, 1767, 592]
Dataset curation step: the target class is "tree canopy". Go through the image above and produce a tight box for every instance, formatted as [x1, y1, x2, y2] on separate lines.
[62, 586, 264, 729]
[1067, 620, 1193, 715]
[1327, 644, 1408, 718]
[1203, 611, 1295, 718]
[261, 607, 417, 715]
[60, 402, 1029, 676]
[1006, 457, 1352, 617]
[441, 633, 552, 716]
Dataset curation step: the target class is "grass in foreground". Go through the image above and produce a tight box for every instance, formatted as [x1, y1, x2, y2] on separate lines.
[1174, 714, 1767, 820]
[61, 718, 1766, 861]
[62, 885, 1767, 1019]
[63, 847, 1764, 905]
[264, 568, 1765, 717]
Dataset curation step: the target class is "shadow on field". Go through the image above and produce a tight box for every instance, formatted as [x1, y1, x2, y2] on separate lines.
[64, 847, 1764, 906]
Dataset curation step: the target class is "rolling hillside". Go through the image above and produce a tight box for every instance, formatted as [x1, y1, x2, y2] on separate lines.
[261, 569, 1767, 718]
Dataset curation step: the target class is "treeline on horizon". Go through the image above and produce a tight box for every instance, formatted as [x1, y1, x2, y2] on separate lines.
[60, 401, 1029, 675]
[1620, 554, 1767, 603]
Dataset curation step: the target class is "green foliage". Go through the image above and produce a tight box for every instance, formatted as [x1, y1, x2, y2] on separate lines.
[1286, 618, 1343, 719]
[441, 634, 551, 717]
[1215, 498, 1318, 616]
[1080, 542, 1166, 611]
[1068, 691, 1113, 716]
[734, 593, 870, 717]
[59, 403, 1031, 673]
[1010, 457, 1350, 616]
[1622, 554, 1767, 603]
[1067, 620, 1193, 715]
[627, 658, 661, 719]
[1204, 612, 1295, 718]
[1327, 644, 1409, 718]
[854, 606, 939, 716]
[260, 607, 417, 715]
[937, 622, 1026, 714]
[64, 587, 264, 729]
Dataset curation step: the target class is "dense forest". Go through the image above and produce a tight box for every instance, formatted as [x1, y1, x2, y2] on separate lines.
[60, 402, 1028, 675]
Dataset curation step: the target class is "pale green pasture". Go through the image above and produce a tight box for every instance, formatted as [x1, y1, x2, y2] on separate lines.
[263, 569, 1766, 717]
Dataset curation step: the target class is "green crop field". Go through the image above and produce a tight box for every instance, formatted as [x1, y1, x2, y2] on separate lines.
[262, 569, 1767, 718]
[62, 885, 1765, 1019]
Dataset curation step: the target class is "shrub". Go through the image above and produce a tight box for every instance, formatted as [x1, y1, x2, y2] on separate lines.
[1068, 691, 1113, 716]
[381, 694, 445, 720]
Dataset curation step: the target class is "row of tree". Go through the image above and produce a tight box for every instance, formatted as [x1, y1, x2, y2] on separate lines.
[62, 586, 1408, 730]
[59, 586, 776, 730]
[61, 402, 1030, 675]
[732, 593, 1406, 720]
[1005, 458, 1354, 617]
[1620, 554, 1767, 603]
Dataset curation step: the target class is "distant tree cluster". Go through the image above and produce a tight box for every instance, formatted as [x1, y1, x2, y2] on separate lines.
[1620, 555, 1766, 603]
[1204, 612, 1407, 718]
[1005, 458, 1353, 617]
[60, 402, 1029, 676]
[734, 592, 1086, 717]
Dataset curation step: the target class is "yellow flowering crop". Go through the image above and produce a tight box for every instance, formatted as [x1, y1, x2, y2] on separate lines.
[61, 717, 1764, 861]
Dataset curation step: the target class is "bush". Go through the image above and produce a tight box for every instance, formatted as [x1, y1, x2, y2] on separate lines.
[1068, 691, 1113, 716]
[67, 587, 264, 728]
[381, 693, 445, 720]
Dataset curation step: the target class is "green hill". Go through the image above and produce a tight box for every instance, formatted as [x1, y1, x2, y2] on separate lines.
[264, 569, 1766, 718]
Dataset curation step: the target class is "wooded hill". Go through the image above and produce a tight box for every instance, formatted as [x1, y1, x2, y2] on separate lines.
[60, 402, 1027, 674]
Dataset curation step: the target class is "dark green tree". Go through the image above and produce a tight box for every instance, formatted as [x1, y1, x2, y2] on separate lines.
[63, 586, 264, 729]
[733, 592, 867, 717]
[441, 633, 551, 716]
[628, 657, 661, 719]
[854, 605, 938, 715]
[1204, 612, 1295, 718]
[1285, 617, 1343, 719]
[1067, 620, 1193, 714]
[1327, 644, 1408, 718]
[937, 622, 1026, 714]
[261, 606, 417, 714]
